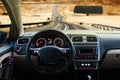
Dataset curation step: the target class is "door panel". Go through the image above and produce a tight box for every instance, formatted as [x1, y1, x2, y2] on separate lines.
[0, 44, 13, 80]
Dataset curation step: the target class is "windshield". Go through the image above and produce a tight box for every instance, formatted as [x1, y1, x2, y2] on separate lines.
[1, 0, 120, 32]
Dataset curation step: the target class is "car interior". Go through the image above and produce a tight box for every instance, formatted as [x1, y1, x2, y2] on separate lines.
[0, 0, 120, 80]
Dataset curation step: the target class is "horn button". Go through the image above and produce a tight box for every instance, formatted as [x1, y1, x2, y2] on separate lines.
[39, 46, 62, 64]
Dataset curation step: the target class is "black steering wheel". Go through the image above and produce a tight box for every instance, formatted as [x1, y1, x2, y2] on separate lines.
[26, 29, 74, 74]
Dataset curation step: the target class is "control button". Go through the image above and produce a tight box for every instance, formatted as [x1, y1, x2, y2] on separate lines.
[75, 54, 79, 60]
[79, 54, 84, 59]
[79, 54, 82, 58]
[76, 62, 81, 68]
[88, 55, 91, 58]
[75, 62, 97, 69]
[34, 50, 39, 55]
[88, 63, 91, 66]
[85, 64, 88, 66]
[81, 63, 84, 66]
[90, 55, 93, 58]
[94, 56, 98, 59]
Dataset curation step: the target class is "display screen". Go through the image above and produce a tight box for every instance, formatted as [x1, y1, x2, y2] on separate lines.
[80, 48, 93, 53]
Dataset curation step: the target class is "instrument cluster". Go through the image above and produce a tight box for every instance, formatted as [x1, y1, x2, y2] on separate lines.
[33, 37, 65, 48]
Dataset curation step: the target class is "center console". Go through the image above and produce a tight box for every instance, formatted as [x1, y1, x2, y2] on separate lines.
[72, 35, 100, 70]
[71, 35, 100, 80]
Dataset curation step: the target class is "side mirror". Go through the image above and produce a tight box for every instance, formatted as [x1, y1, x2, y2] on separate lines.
[74, 6, 103, 16]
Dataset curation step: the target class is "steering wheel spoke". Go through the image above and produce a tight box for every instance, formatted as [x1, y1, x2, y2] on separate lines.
[60, 56, 68, 65]
[29, 48, 41, 51]
[59, 48, 70, 55]
[45, 63, 56, 72]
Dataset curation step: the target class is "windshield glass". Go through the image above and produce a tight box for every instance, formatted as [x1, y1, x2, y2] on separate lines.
[1, 0, 120, 32]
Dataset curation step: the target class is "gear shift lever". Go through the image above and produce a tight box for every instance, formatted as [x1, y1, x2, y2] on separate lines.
[87, 75, 91, 80]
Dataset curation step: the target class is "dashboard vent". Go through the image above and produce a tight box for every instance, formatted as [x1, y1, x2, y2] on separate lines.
[87, 36, 97, 42]
[72, 36, 83, 42]
[18, 38, 29, 44]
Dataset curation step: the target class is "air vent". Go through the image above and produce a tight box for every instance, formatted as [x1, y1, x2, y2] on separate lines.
[87, 36, 97, 42]
[18, 38, 29, 44]
[72, 36, 83, 42]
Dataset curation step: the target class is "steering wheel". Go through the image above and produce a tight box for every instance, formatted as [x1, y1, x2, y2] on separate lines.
[26, 29, 74, 74]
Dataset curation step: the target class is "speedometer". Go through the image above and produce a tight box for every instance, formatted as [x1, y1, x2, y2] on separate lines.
[53, 37, 64, 47]
[34, 38, 47, 47]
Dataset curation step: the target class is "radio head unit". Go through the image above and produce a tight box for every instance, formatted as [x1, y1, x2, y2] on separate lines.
[75, 47, 98, 60]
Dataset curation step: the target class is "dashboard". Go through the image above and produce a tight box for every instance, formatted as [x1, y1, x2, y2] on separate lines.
[14, 30, 120, 71]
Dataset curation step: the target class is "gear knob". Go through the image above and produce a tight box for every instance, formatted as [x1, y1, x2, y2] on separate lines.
[87, 75, 91, 80]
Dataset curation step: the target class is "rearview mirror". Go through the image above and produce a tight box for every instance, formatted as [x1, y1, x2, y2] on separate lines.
[74, 6, 103, 16]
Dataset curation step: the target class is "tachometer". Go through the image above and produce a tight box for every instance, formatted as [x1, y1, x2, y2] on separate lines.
[35, 38, 47, 47]
[53, 37, 64, 47]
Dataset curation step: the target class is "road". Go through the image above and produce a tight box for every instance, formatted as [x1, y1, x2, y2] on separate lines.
[24, 21, 89, 32]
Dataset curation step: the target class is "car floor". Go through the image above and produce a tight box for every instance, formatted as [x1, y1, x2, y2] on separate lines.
[100, 70, 120, 80]
[13, 71, 75, 80]
[12, 68, 120, 80]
